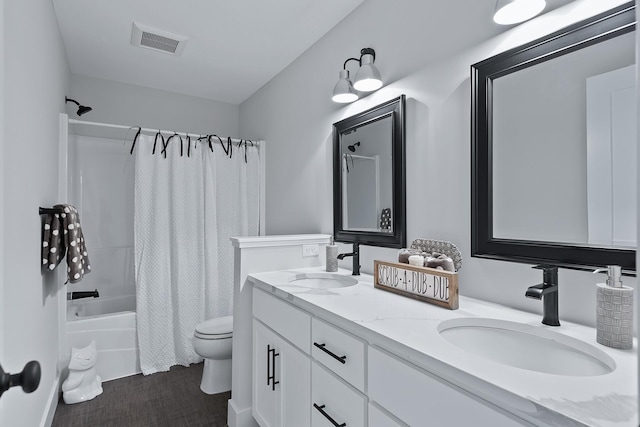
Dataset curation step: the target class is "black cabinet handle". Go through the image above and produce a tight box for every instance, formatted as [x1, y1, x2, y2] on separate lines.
[313, 342, 346, 364]
[313, 403, 346, 427]
[266, 344, 272, 387]
[271, 347, 279, 391]
[267, 344, 279, 391]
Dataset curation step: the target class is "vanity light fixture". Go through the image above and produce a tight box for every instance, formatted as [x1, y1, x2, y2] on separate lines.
[332, 48, 383, 103]
[493, 0, 546, 25]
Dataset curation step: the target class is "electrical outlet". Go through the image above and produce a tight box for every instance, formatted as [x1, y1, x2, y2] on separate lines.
[302, 244, 320, 257]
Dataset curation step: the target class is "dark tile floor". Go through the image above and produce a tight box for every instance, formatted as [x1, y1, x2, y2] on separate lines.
[52, 363, 229, 427]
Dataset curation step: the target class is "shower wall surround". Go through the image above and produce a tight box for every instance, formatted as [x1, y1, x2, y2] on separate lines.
[67, 134, 135, 308]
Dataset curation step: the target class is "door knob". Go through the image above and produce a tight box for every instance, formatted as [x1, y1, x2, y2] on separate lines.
[0, 361, 41, 398]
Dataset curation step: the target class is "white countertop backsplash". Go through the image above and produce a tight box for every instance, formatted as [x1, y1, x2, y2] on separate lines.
[248, 266, 638, 427]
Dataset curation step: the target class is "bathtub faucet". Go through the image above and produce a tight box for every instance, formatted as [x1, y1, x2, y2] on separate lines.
[67, 289, 99, 300]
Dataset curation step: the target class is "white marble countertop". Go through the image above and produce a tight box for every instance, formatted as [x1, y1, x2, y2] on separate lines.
[248, 267, 638, 427]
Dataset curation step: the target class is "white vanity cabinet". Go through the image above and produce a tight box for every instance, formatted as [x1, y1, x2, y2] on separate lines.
[246, 268, 638, 427]
[252, 289, 311, 427]
[252, 284, 530, 427]
[368, 346, 528, 427]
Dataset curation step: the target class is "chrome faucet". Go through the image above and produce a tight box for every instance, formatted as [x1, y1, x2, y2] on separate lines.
[525, 265, 560, 326]
[337, 242, 360, 276]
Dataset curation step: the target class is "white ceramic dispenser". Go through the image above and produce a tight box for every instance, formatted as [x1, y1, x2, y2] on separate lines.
[593, 265, 633, 350]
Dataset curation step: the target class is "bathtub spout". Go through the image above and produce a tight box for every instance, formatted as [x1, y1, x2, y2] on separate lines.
[67, 289, 99, 300]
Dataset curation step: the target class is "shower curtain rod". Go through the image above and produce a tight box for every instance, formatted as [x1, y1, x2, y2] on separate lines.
[343, 153, 376, 160]
[68, 118, 260, 145]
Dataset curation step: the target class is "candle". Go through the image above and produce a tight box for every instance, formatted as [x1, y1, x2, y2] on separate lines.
[408, 255, 425, 267]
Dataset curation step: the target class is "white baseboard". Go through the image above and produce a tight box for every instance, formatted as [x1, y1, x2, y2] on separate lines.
[227, 398, 258, 427]
[40, 376, 60, 427]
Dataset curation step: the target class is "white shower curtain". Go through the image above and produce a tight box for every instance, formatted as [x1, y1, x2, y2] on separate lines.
[133, 134, 260, 375]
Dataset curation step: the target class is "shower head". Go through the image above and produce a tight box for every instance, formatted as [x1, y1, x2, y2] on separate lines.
[347, 141, 360, 152]
[77, 105, 93, 116]
[65, 97, 93, 117]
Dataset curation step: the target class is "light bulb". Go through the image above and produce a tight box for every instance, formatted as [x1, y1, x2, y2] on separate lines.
[494, 0, 546, 25]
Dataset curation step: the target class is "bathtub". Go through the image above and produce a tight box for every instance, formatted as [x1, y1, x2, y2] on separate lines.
[66, 295, 141, 381]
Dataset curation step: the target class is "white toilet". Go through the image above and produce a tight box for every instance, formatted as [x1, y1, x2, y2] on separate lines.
[193, 315, 233, 394]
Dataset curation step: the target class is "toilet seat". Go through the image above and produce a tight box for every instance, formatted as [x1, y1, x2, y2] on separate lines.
[195, 315, 233, 340]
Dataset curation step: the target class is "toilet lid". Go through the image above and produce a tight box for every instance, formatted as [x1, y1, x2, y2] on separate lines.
[195, 315, 233, 338]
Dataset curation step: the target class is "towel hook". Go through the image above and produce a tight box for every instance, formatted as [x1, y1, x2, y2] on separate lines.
[39, 207, 64, 215]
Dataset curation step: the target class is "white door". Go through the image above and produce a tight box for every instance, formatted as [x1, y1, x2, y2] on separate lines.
[343, 154, 380, 231]
[586, 65, 637, 247]
[252, 319, 311, 427]
[280, 333, 310, 427]
[253, 320, 281, 427]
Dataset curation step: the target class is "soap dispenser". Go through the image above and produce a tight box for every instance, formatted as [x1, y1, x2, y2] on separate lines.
[593, 265, 633, 350]
[326, 237, 338, 272]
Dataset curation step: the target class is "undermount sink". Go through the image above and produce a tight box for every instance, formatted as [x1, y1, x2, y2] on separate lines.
[438, 318, 615, 377]
[287, 273, 358, 289]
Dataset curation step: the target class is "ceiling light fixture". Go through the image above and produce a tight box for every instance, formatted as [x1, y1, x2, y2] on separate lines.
[493, 0, 546, 25]
[332, 48, 383, 103]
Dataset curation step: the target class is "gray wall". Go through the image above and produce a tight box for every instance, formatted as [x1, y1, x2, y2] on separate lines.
[2, 0, 70, 425]
[69, 74, 240, 137]
[239, 0, 636, 328]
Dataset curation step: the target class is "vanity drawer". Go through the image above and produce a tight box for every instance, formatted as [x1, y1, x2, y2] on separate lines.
[253, 288, 311, 354]
[311, 317, 366, 392]
[369, 403, 407, 427]
[368, 347, 525, 427]
[312, 361, 366, 427]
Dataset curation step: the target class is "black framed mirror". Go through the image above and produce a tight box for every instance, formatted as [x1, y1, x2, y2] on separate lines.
[471, 3, 636, 272]
[333, 95, 406, 248]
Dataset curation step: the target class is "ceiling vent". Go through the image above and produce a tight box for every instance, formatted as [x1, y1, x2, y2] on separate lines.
[131, 22, 187, 55]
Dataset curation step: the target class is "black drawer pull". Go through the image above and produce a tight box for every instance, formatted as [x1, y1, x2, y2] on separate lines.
[313, 403, 346, 427]
[313, 342, 346, 364]
[271, 347, 279, 391]
[266, 344, 272, 387]
[267, 345, 280, 391]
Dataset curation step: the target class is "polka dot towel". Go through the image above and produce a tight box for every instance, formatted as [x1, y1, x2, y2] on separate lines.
[41, 204, 91, 283]
[380, 208, 392, 231]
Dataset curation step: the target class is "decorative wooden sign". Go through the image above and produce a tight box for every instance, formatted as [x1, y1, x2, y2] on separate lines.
[373, 260, 459, 310]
